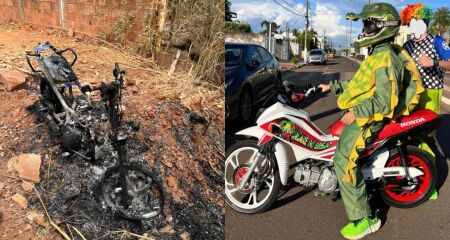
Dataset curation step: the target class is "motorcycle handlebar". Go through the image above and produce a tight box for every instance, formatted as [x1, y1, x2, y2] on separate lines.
[56, 48, 77, 66]
[305, 86, 322, 97]
[24, 51, 40, 73]
[282, 81, 321, 98]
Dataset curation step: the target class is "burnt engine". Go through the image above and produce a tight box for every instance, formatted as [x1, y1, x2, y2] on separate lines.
[293, 161, 338, 194]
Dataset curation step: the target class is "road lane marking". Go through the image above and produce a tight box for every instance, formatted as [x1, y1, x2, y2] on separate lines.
[442, 96, 450, 106]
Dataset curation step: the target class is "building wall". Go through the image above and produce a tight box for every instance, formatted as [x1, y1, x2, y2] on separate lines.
[225, 33, 266, 47]
[0, 0, 160, 34]
[225, 33, 301, 61]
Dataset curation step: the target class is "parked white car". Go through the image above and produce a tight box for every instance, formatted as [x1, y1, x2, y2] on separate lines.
[307, 49, 328, 65]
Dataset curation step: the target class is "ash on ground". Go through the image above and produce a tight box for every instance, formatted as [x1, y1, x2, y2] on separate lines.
[29, 97, 224, 239]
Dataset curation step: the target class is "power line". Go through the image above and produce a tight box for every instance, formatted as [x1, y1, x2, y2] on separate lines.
[272, 0, 304, 17]
[280, 0, 305, 14]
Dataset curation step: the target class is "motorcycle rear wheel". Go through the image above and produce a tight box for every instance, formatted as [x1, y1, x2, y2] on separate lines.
[225, 140, 281, 214]
[379, 146, 436, 208]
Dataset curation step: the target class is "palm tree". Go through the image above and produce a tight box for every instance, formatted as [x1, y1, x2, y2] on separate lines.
[225, 0, 233, 22]
[260, 20, 280, 34]
[429, 7, 450, 36]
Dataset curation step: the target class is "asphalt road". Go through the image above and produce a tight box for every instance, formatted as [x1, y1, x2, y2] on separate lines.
[225, 56, 450, 240]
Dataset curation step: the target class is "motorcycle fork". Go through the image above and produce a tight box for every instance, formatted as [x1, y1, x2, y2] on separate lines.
[237, 139, 277, 190]
[117, 140, 130, 208]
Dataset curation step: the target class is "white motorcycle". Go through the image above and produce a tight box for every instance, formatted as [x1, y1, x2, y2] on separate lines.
[225, 82, 443, 214]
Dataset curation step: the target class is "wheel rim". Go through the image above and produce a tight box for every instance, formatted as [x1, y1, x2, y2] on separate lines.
[225, 147, 275, 210]
[240, 92, 252, 121]
[102, 168, 163, 219]
[384, 154, 431, 202]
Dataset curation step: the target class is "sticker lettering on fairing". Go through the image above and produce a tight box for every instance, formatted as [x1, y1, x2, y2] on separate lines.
[400, 117, 425, 127]
[280, 120, 331, 150]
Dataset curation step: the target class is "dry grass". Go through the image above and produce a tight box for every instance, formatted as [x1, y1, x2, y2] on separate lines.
[169, 0, 225, 87]
[99, 0, 224, 88]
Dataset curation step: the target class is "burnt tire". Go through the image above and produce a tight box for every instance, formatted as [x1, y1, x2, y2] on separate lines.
[379, 146, 436, 208]
[224, 140, 281, 214]
[101, 164, 164, 220]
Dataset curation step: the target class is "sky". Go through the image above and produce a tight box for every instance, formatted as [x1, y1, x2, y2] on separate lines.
[230, 0, 450, 49]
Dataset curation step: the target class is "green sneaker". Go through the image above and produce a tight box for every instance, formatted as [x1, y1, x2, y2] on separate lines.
[340, 216, 381, 240]
[429, 188, 438, 200]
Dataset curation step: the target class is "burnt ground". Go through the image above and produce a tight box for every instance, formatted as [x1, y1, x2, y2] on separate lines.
[0, 22, 224, 239]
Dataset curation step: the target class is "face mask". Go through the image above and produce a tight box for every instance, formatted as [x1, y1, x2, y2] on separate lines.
[408, 19, 427, 39]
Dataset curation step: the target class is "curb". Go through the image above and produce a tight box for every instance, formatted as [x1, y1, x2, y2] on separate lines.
[344, 56, 362, 65]
[442, 96, 450, 105]
[280, 62, 306, 71]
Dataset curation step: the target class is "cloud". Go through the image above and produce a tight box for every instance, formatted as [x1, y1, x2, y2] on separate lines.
[231, 0, 305, 32]
[310, 3, 347, 37]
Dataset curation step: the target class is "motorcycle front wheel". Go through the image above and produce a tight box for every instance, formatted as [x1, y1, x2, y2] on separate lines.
[101, 164, 164, 220]
[379, 146, 436, 208]
[224, 139, 281, 214]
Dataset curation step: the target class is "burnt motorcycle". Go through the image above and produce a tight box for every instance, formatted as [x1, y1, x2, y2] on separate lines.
[26, 43, 164, 219]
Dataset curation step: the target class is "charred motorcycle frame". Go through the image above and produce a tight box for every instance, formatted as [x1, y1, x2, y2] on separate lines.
[26, 42, 164, 220]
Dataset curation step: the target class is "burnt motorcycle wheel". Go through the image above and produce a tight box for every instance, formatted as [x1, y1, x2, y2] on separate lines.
[379, 146, 436, 208]
[224, 140, 281, 214]
[101, 164, 164, 220]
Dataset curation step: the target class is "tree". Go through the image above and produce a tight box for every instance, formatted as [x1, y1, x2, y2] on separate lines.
[429, 7, 450, 36]
[260, 20, 281, 34]
[225, 0, 234, 22]
[224, 22, 252, 33]
[296, 28, 318, 50]
[292, 28, 299, 37]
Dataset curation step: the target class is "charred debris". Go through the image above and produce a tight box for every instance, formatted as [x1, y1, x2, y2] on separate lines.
[22, 42, 223, 239]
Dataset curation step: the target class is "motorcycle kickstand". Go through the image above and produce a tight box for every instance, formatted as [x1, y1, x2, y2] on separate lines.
[330, 188, 339, 201]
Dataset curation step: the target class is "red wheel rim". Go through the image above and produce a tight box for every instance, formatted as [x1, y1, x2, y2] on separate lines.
[384, 154, 430, 202]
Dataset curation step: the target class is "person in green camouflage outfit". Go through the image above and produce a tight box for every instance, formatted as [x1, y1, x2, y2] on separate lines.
[319, 3, 423, 239]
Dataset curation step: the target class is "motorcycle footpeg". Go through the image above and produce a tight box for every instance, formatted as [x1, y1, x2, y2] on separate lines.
[314, 191, 327, 197]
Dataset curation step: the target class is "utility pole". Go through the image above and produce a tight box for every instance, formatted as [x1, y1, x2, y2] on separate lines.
[323, 29, 326, 50]
[349, 0, 353, 54]
[286, 22, 289, 60]
[368, 0, 371, 4]
[304, 0, 309, 64]
[269, 22, 272, 53]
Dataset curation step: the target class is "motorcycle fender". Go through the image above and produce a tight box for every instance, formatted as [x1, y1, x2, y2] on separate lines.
[236, 126, 266, 140]
[274, 142, 290, 186]
[236, 127, 290, 185]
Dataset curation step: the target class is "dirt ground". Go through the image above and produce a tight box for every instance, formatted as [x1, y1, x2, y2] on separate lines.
[0, 22, 224, 239]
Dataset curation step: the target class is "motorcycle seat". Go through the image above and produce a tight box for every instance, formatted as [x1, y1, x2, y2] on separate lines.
[328, 109, 439, 139]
